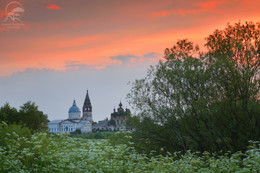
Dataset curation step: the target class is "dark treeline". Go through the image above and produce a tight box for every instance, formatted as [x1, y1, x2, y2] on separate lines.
[127, 21, 260, 155]
[0, 101, 49, 132]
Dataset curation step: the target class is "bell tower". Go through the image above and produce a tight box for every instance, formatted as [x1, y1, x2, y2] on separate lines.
[82, 90, 92, 122]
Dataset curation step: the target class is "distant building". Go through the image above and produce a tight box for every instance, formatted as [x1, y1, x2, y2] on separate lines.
[92, 102, 131, 131]
[110, 102, 131, 130]
[92, 120, 116, 131]
[48, 90, 92, 133]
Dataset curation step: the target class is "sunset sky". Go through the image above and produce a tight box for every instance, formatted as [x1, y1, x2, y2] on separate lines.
[0, 0, 260, 121]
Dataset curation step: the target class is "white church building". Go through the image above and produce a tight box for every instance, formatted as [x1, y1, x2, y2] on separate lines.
[48, 91, 93, 133]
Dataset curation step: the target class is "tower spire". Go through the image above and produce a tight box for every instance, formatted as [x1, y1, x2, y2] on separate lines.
[84, 90, 90, 103]
[82, 90, 92, 122]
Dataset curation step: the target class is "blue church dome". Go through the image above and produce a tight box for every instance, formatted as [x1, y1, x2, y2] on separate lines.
[69, 100, 80, 113]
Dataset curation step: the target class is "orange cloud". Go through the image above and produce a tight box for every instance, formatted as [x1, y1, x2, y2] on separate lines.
[151, 11, 169, 17]
[45, 4, 61, 10]
[149, 0, 226, 18]
[197, 0, 225, 12]
[0, 19, 253, 77]
[149, 8, 199, 18]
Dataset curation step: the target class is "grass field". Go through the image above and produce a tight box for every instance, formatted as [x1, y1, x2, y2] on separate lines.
[0, 130, 259, 173]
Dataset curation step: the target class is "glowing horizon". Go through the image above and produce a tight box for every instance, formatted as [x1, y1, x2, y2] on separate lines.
[0, 0, 260, 77]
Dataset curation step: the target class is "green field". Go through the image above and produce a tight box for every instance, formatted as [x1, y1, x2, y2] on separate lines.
[0, 127, 259, 173]
[67, 131, 116, 139]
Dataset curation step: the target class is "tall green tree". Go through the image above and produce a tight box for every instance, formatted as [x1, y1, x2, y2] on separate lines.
[0, 103, 19, 124]
[127, 22, 260, 154]
[19, 101, 49, 131]
[205, 21, 260, 151]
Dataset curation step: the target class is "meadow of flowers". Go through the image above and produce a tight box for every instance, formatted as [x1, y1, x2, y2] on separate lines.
[0, 127, 259, 173]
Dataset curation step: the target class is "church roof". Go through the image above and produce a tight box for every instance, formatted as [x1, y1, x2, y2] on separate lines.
[69, 100, 80, 113]
[79, 120, 91, 124]
[48, 120, 63, 124]
[93, 120, 109, 127]
[111, 101, 131, 117]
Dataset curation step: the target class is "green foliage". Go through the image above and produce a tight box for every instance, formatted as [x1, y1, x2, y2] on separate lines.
[125, 114, 139, 127]
[127, 21, 260, 154]
[108, 119, 116, 126]
[0, 122, 32, 148]
[19, 101, 49, 131]
[109, 131, 133, 146]
[0, 101, 49, 132]
[0, 125, 259, 172]
[69, 131, 116, 139]
[0, 103, 19, 124]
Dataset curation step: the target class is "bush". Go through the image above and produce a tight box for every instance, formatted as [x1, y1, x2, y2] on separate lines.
[0, 128, 259, 172]
[0, 122, 32, 147]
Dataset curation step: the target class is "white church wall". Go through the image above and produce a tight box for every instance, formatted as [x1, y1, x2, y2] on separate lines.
[48, 91, 93, 133]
